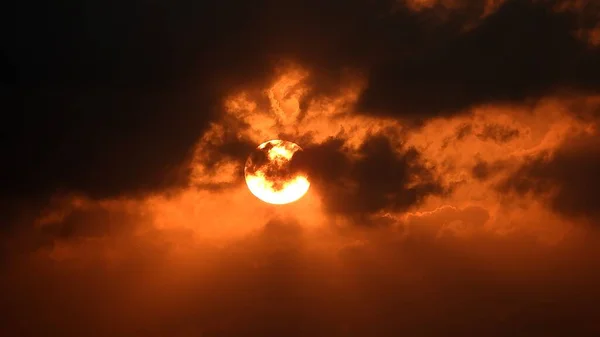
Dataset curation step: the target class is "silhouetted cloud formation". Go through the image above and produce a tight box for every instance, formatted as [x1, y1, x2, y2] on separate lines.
[293, 135, 446, 216]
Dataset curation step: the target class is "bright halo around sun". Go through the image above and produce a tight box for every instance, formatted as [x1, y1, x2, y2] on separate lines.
[244, 140, 310, 205]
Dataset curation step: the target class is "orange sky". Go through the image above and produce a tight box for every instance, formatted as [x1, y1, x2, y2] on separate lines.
[4, 1, 600, 336]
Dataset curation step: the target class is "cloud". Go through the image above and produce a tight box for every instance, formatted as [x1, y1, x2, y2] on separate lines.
[292, 134, 447, 217]
[8, 0, 599, 204]
[498, 128, 600, 221]
[472, 158, 508, 180]
[403, 205, 490, 239]
[553, 0, 600, 47]
[357, 0, 600, 118]
[2, 207, 600, 337]
[476, 123, 521, 143]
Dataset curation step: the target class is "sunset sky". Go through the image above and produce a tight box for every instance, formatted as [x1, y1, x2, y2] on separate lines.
[4, 1, 600, 336]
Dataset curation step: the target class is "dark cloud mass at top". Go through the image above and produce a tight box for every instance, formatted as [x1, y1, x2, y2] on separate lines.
[358, 0, 600, 117]
[6, 0, 600, 201]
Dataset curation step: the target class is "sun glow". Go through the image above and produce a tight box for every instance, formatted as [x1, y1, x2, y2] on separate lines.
[246, 173, 310, 205]
[244, 140, 310, 205]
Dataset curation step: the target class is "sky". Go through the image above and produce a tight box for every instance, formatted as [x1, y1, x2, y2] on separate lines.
[3, 0, 600, 336]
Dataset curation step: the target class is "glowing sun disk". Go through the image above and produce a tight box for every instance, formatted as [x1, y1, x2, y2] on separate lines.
[245, 140, 310, 205]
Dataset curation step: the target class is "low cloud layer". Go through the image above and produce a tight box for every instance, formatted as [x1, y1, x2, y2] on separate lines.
[2, 209, 600, 336]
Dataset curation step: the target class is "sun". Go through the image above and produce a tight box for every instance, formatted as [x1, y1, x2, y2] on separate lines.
[244, 140, 310, 205]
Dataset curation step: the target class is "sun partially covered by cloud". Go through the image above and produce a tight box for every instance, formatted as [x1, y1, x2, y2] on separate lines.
[245, 140, 310, 205]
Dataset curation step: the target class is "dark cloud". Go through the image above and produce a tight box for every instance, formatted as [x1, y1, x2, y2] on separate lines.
[476, 123, 521, 143]
[6, 0, 599, 203]
[553, 0, 600, 47]
[441, 122, 473, 149]
[38, 205, 138, 243]
[455, 123, 474, 140]
[6, 3, 222, 200]
[357, 0, 600, 118]
[292, 134, 447, 216]
[472, 158, 508, 180]
[499, 131, 600, 221]
[201, 135, 256, 175]
[245, 141, 306, 191]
